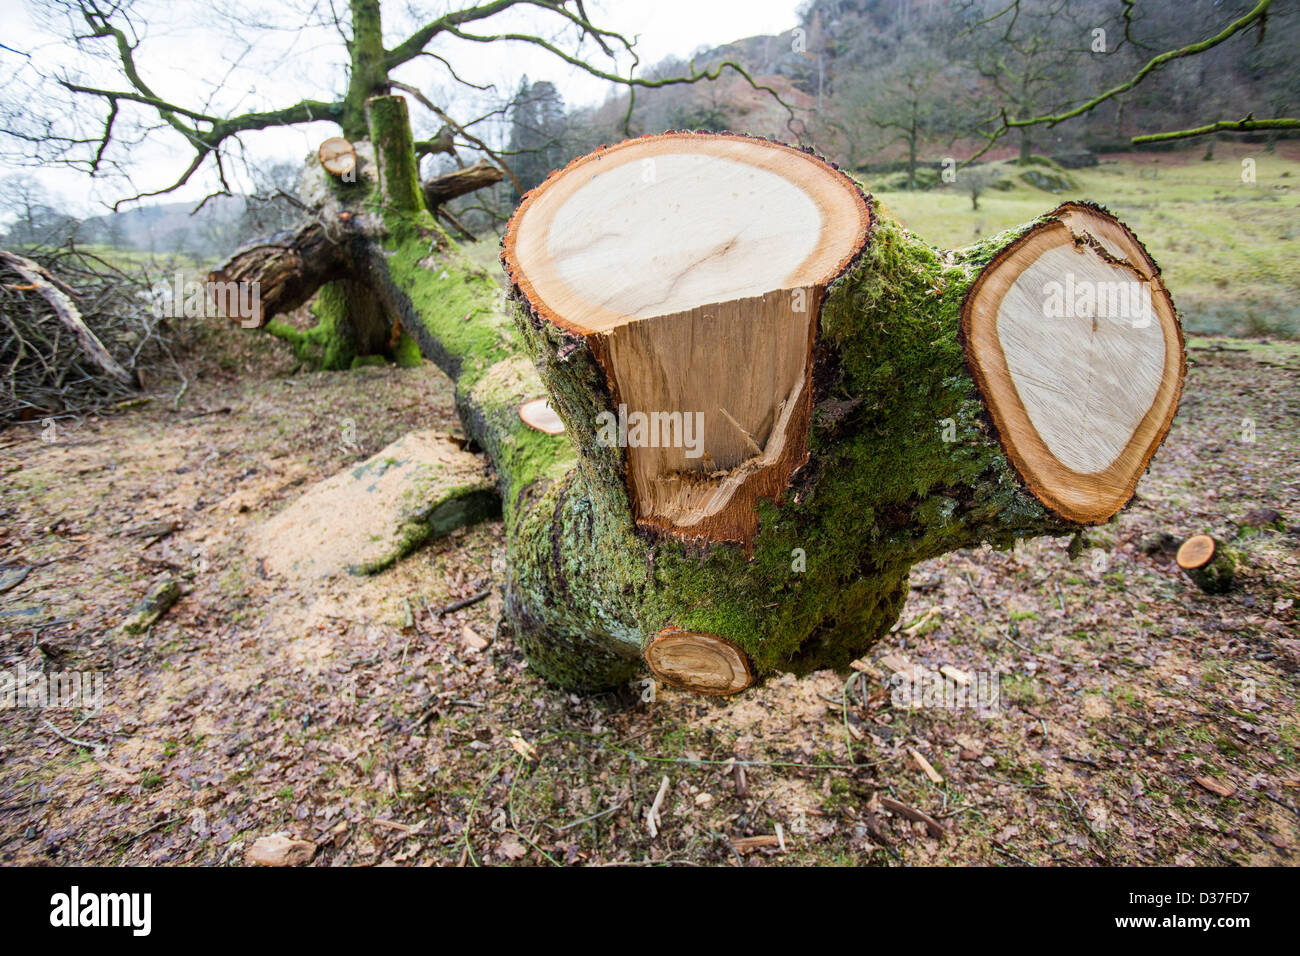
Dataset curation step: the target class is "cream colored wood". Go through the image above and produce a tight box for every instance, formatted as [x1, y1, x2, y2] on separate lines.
[507, 134, 867, 335]
[996, 242, 1166, 474]
[518, 397, 565, 435]
[961, 203, 1184, 524]
[318, 137, 356, 178]
[503, 133, 870, 544]
[599, 288, 815, 530]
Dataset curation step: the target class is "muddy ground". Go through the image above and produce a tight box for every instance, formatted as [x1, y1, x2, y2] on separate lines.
[1, 329, 1297, 866]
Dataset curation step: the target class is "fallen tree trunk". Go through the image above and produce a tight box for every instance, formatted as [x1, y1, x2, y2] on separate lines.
[209, 220, 357, 330]
[230, 97, 1186, 696]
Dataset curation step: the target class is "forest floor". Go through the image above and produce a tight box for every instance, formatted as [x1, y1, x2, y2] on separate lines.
[1, 314, 1297, 867]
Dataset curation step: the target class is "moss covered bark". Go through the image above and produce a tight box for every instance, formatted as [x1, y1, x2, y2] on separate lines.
[342, 109, 1087, 692]
[236, 101, 1130, 695]
[341, 0, 388, 142]
[265, 279, 396, 370]
[497, 209, 1079, 691]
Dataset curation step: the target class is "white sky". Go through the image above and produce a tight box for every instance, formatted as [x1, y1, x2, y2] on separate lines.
[1, 0, 804, 216]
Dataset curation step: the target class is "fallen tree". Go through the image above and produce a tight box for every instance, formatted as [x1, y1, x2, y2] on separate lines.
[215, 95, 1185, 695]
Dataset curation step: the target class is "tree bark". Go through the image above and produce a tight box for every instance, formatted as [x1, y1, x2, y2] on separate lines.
[423, 161, 504, 208]
[341, 0, 389, 141]
[226, 105, 1186, 697]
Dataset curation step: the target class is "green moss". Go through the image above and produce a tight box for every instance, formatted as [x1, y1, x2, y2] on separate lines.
[392, 331, 423, 367]
[366, 96, 424, 213]
[265, 283, 367, 371]
[378, 208, 573, 510]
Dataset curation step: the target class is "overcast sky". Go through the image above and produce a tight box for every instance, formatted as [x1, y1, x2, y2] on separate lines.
[2, 0, 804, 217]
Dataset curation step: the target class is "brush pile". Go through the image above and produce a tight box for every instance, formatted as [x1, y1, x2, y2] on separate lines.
[0, 244, 174, 425]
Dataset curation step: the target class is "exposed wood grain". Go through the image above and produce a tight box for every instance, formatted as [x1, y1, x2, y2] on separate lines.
[1176, 533, 1216, 570]
[318, 137, 356, 178]
[645, 627, 754, 696]
[502, 132, 871, 546]
[961, 202, 1185, 524]
[517, 397, 565, 435]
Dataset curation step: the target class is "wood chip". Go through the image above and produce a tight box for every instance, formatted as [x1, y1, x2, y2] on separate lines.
[878, 653, 914, 676]
[508, 731, 538, 762]
[1194, 776, 1237, 798]
[879, 796, 945, 839]
[940, 664, 971, 686]
[246, 834, 317, 867]
[908, 746, 945, 785]
[461, 623, 488, 651]
[646, 775, 670, 838]
[372, 818, 423, 834]
[730, 834, 780, 853]
[849, 657, 883, 678]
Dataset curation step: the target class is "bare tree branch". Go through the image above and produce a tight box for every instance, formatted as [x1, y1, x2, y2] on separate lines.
[972, 0, 1291, 153]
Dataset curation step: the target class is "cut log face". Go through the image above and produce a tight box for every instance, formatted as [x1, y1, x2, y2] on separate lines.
[645, 628, 754, 696]
[503, 133, 871, 544]
[318, 137, 357, 178]
[962, 202, 1184, 524]
[1176, 533, 1238, 594]
[518, 397, 565, 435]
[1176, 533, 1216, 571]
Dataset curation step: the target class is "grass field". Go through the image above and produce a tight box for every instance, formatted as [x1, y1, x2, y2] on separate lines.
[871, 144, 1300, 339]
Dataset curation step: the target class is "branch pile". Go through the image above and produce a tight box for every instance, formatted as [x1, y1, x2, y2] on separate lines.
[0, 244, 171, 424]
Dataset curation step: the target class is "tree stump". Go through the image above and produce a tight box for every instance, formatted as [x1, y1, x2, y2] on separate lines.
[500, 132, 1185, 693]
[1176, 534, 1239, 594]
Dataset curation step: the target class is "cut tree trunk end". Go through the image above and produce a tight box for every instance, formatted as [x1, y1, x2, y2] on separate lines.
[1176, 534, 1239, 594]
[646, 628, 754, 695]
[961, 203, 1184, 523]
[318, 137, 357, 179]
[504, 133, 871, 546]
[518, 398, 565, 435]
